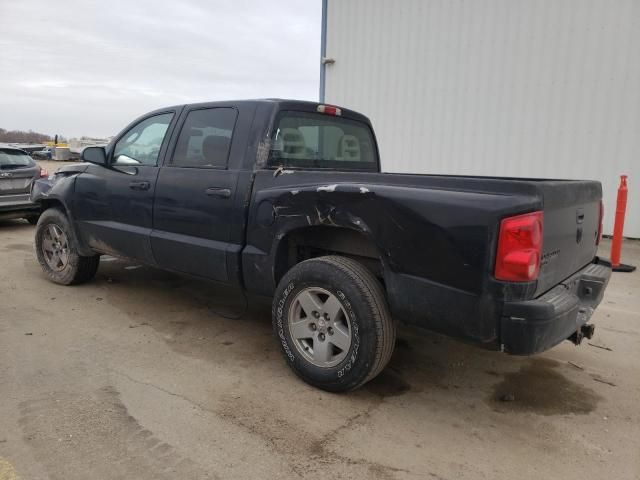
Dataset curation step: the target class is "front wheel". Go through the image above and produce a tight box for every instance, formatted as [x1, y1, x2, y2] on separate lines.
[35, 208, 100, 285]
[272, 256, 396, 392]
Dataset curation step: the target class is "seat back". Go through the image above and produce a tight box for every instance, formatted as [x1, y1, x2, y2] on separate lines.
[279, 128, 306, 159]
[337, 135, 360, 160]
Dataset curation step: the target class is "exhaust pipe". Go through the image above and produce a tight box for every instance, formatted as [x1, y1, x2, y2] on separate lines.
[581, 323, 595, 340]
[568, 323, 596, 345]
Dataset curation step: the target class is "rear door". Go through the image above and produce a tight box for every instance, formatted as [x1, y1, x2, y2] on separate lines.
[150, 104, 246, 282]
[74, 110, 178, 263]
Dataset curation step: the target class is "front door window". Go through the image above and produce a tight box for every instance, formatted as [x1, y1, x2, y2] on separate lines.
[113, 113, 174, 166]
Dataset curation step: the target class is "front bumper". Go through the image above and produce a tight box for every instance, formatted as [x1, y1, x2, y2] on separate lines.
[500, 257, 611, 355]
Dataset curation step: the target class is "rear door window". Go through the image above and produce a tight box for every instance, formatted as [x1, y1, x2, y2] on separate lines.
[268, 111, 378, 171]
[170, 108, 237, 168]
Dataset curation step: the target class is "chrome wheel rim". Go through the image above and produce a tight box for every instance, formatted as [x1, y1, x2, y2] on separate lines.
[288, 287, 352, 368]
[41, 224, 70, 272]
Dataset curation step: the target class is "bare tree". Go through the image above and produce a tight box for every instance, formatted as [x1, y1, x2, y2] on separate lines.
[0, 128, 53, 144]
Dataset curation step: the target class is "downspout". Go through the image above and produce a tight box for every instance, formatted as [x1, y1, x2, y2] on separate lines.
[319, 0, 328, 102]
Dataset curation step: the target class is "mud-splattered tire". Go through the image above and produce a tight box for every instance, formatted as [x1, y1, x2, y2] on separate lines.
[272, 255, 395, 392]
[35, 207, 100, 285]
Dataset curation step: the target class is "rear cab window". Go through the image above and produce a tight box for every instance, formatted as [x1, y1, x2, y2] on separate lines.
[268, 111, 378, 171]
[0, 149, 35, 169]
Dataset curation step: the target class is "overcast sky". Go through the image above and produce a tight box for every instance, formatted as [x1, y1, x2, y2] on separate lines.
[0, 0, 321, 138]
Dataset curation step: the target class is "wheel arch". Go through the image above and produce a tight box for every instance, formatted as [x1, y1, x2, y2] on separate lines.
[273, 225, 387, 287]
[39, 197, 68, 214]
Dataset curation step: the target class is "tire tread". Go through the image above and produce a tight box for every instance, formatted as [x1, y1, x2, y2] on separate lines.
[314, 256, 396, 388]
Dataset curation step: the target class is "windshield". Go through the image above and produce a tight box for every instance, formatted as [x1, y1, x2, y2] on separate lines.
[269, 111, 378, 171]
[0, 149, 35, 169]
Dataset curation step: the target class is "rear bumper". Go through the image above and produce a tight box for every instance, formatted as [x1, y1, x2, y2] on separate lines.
[0, 194, 40, 218]
[500, 257, 611, 355]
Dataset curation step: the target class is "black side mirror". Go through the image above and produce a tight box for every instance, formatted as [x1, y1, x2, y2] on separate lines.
[82, 146, 107, 165]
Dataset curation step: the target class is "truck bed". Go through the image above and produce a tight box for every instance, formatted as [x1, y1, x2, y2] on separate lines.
[245, 169, 602, 348]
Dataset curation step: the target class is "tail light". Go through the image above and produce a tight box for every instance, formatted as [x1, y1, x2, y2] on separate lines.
[317, 104, 342, 116]
[596, 200, 604, 245]
[495, 211, 543, 282]
[39, 167, 49, 178]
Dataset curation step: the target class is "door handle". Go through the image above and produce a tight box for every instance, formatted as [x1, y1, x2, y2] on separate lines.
[205, 187, 232, 199]
[129, 181, 150, 191]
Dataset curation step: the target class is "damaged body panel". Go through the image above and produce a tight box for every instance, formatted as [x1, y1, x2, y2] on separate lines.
[30, 99, 611, 357]
[243, 171, 608, 348]
[31, 163, 95, 256]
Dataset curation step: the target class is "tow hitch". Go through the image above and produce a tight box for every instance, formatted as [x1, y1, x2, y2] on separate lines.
[568, 323, 596, 345]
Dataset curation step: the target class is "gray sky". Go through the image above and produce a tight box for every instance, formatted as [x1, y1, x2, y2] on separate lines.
[0, 0, 321, 138]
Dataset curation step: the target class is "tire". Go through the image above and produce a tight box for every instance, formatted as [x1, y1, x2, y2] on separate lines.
[25, 215, 40, 225]
[272, 255, 396, 392]
[35, 207, 100, 285]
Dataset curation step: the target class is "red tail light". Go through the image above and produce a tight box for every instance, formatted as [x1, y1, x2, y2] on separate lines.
[596, 200, 604, 245]
[495, 211, 543, 282]
[39, 167, 49, 178]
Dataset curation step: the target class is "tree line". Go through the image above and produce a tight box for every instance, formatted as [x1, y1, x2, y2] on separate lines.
[0, 128, 60, 144]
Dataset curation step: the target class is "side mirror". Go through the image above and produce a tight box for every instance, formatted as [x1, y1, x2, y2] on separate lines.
[82, 146, 107, 165]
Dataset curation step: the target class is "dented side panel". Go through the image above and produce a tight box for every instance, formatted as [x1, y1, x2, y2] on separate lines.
[30, 171, 95, 257]
[242, 170, 544, 345]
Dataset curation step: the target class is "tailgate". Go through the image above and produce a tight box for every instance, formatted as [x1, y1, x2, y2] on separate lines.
[536, 180, 602, 295]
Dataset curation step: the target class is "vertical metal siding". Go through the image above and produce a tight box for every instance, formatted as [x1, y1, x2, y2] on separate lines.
[324, 0, 640, 237]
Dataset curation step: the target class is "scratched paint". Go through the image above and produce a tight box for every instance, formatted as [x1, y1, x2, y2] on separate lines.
[316, 184, 338, 192]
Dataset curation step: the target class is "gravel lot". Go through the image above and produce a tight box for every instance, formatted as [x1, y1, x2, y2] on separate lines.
[1, 163, 639, 479]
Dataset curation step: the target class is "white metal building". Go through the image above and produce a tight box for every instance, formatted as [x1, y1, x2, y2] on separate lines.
[320, 0, 639, 237]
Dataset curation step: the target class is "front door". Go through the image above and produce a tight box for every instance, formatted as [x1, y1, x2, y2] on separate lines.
[151, 106, 240, 282]
[74, 111, 177, 263]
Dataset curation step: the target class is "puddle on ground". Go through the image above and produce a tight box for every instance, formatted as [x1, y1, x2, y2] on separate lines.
[489, 358, 602, 415]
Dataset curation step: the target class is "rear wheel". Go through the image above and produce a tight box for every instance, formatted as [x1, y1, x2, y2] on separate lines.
[35, 208, 100, 285]
[272, 256, 395, 392]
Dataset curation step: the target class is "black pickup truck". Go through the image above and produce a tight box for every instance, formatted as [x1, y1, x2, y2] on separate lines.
[31, 99, 611, 391]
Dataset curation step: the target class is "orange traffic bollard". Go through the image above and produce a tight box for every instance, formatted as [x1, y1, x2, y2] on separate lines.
[610, 175, 636, 272]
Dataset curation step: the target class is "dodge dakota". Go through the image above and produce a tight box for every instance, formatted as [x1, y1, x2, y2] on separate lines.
[31, 99, 611, 391]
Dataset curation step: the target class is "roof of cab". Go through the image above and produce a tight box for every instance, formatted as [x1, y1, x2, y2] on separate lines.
[147, 99, 372, 125]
